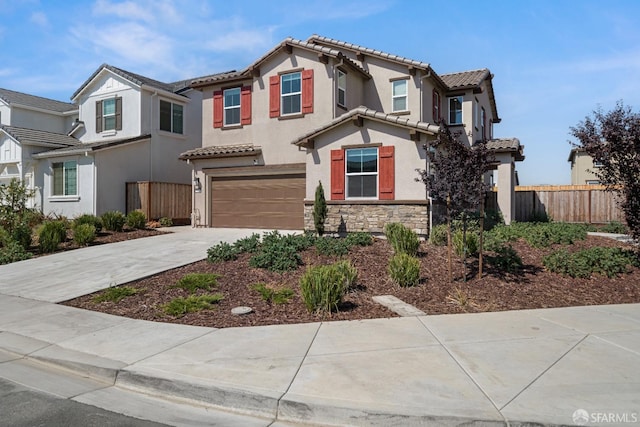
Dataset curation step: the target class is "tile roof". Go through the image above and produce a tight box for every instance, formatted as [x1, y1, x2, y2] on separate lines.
[0, 88, 77, 113]
[179, 144, 261, 160]
[0, 125, 80, 148]
[32, 134, 151, 158]
[440, 69, 490, 89]
[487, 138, 524, 161]
[292, 106, 440, 147]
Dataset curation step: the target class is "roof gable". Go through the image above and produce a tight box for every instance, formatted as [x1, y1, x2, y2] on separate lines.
[0, 88, 77, 114]
[0, 125, 80, 148]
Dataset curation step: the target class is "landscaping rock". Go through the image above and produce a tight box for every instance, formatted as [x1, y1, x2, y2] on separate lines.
[231, 306, 253, 316]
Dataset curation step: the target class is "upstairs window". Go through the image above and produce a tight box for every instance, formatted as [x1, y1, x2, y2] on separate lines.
[52, 161, 77, 196]
[160, 100, 184, 134]
[96, 97, 122, 133]
[392, 79, 408, 112]
[481, 107, 486, 140]
[346, 147, 378, 198]
[223, 88, 241, 126]
[337, 69, 346, 107]
[448, 96, 463, 125]
[432, 89, 441, 122]
[281, 72, 302, 115]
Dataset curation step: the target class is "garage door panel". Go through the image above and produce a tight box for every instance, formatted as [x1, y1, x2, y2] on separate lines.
[211, 174, 305, 229]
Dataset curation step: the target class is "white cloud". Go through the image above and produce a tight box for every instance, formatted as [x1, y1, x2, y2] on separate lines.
[92, 0, 157, 22]
[206, 27, 277, 54]
[294, 0, 391, 20]
[30, 11, 49, 28]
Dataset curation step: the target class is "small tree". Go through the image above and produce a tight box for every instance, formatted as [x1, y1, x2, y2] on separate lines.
[417, 125, 492, 281]
[571, 102, 640, 242]
[0, 178, 36, 249]
[313, 181, 327, 236]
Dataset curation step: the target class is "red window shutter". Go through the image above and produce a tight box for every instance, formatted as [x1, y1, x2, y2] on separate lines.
[213, 90, 223, 128]
[241, 85, 252, 125]
[330, 149, 345, 200]
[269, 75, 280, 118]
[302, 69, 314, 114]
[379, 146, 395, 200]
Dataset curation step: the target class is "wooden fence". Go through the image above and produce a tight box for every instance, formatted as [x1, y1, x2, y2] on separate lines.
[126, 181, 191, 223]
[488, 185, 624, 223]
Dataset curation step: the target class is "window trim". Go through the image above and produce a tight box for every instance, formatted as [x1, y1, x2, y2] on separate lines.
[280, 71, 302, 116]
[448, 95, 463, 125]
[159, 99, 184, 134]
[345, 147, 379, 199]
[336, 69, 347, 108]
[51, 160, 78, 197]
[391, 79, 408, 113]
[102, 98, 117, 131]
[222, 87, 241, 126]
[481, 107, 486, 140]
[432, 89, 441, 122]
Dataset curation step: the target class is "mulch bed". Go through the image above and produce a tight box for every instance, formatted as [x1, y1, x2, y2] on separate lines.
[62, 235, 640, 328]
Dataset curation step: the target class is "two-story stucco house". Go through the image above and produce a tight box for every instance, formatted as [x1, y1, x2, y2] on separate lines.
[568, 148, 601, 185]
[31, 64, 210, 218]
[182, 35, 524, 233]
[0, 88, 79, 206]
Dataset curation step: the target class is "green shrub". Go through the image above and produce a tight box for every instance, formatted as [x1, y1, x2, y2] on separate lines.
[543, 247, 638, 278]
[453, 230, 479, 257]
[344, 232, 373, 247]
[313, 181, 327, 235]
[73, 214, 103, 233]
[101, 211, 126, 232]
[250, 243, 301, 272]
[207, 241, 238, 263]
[334, 259, 358, 290]
[162, 294, 223, 317]
[37, 220, 67, 253]
[429, 224, 448, 246]
[528, 210, 550, 223]
[10, 221, 32, 250]
[93, 286, 139, 303]
[315, 236, 350, 256]
[388, 253, 420, 287]
[174, 273, 220, 293]
[251, 283, 295, 304]
[0, 239, 32, 265]
[486, 244, 523, 274]
[159, 217, 173, 227]
[300, 264, 347, 313]
[126, 210, 147, 229]
[234, 233, 261, 254]
[486, 222, 588, 249]
[599, 221, 628, 234]
[384, 223, 420, 256]
[73, 223, 96, 246]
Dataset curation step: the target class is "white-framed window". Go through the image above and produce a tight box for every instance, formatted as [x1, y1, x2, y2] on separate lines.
[586, 180, 601, 185]
[159, 100, 184, 134]
[346, 147, 378, 198]
[392, 79, 408, 112]
[593, 159, 604, 168]
[448, 96, 463, 125]
[52, 161, 77, 196]
[281, 72, 302, 115]
[337, 69, 346, 107]
[474, 98, 479, 129]
[223, 87, 241, 126]
[103, 98, 117, 131]
[481, 107, 486, 140]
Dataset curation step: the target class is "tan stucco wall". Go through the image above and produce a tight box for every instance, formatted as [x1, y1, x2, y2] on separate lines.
[571, 151, 600, 184]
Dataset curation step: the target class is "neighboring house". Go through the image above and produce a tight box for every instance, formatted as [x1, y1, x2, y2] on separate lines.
[0, 88, 79, 206]
[31, 64, 212, 218]
[568, 147, 601, 185]
[182, 35, 524, 232]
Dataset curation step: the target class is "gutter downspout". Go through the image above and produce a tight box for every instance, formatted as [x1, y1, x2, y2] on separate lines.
[149, 91, 158, 182]
[421, 69, 433, 235]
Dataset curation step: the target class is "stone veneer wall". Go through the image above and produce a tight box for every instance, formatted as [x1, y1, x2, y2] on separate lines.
[303, 201, 429, 236]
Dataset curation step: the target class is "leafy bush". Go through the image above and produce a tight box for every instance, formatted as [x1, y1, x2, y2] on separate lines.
[315, 236, 350, 256]
[334, 259, 358, 290]
[486, 222, 588, 249]
[10, 221, 32, 250]
[162, 294, 223, 317]
[599, 221, 628, 234]
[248, 231, 303, 272]
[73, 214, 103, 233]
[384, 223, 420, 256]
[234, 233, 261, 254]
[528, 210, 550, 223]
[101, 211, 126, 232]
[73, 223, 96, 246]
[93, 286, 139, 303]
[126, 210, 147, 229]
[251, 283, 295, 304]
[453, 230, 479, 257]
[159, 217, 173, 227]
[207, 242, 238, 263]
[37, 220, 67, 253]
[0, 239, 31, 265]
[300, 264, 347, 313]
[543, 247, 638, 278]
[429, 224, 448, 246]
[344, 232, 373, 247]
[388, 253, 420, 287]
[174, 273, 220, 293]
[486, 244, 523, 274]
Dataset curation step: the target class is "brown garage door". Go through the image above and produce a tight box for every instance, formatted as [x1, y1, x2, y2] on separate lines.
[211, 174, 305, 229]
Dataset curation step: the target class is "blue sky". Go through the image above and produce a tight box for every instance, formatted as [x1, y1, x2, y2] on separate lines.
[2, 0, 639, 185]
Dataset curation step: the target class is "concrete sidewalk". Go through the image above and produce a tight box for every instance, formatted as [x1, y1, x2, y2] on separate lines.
[0, 228, 639, 426]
